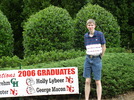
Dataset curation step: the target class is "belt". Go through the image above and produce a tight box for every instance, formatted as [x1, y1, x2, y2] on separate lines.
[87, 55, 100, 58]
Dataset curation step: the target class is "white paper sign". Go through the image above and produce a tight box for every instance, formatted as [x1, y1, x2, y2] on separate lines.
[0, 67, 79, 98]
[86, 44, 102, 56]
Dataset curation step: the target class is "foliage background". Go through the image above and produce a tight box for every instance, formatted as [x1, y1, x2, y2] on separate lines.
[74, 3, 120, 50]
[0, 0, 133, 99]
[90, 0, 134, 49]
[0, 10, 13, 57]
[0, 0, 23, 57]
[23, 6, 75, 56]
[0, 0, 133, 58]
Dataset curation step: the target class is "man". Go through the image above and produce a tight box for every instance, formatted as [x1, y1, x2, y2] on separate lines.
[83, 19, 106, 100]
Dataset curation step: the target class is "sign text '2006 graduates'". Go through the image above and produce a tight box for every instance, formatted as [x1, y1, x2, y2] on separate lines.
[0, 67, 79, 98]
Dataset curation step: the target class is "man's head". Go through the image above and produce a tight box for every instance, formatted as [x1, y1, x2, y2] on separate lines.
[86, 19, 96, 25]
[86, 19, 96, 33]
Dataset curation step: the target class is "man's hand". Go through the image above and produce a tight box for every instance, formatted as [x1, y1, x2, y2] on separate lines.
[101, 44, 106, 58]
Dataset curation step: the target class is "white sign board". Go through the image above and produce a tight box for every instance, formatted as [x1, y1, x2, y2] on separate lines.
[0, 67, 79, 98]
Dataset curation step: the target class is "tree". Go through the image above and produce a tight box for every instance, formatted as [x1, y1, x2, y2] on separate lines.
[22, 0, 51, 21]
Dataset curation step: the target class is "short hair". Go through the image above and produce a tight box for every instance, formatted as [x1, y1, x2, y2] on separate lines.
[86, 19, 96, 25]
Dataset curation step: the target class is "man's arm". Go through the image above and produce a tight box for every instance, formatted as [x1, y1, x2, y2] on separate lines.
[101, 44, 106, 57]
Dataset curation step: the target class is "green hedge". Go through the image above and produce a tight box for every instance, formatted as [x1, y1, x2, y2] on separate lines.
[102, 53, 134, 97]
[23, 49, 85, 66]
[23, 53, 134, 99]
[0, 56, 21, 68]
[0, 48, 131, 69]
[0, 50, 85, 69]
[74, 3, 120, 49]
[23, 6, 75, 57]
[0, 52, 133, 99]
[106, 47, 126, 53]
[0, 10, 13, 58]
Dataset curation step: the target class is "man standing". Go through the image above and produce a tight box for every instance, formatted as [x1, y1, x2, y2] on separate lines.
[83, 19, 106, 100]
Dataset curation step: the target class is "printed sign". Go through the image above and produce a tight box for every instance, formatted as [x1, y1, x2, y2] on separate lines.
[86, 44, 102, 55]
[0, 67, 79, 98]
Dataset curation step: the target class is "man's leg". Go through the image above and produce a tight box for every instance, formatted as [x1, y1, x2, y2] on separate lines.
[85, 78, 91, 100]
[95, 80, 102, 100]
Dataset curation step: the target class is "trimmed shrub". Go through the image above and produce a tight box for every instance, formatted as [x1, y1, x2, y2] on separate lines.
[106, 47, 126, 53]
[74, 3, 120, 49]
[0, 0, 23, 58]
[0, 56, 21, 68]
[0, 10, 13, 57]
[0, 50, 85, 69]
[23, 6, 75, 56]
[22, 49, 85, 66]
[102, 53, 134, 97]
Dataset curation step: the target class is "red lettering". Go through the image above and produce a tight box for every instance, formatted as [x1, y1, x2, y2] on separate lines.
[18, 70, 35, 77]
[71, 68, 75, 74]
[18, 71, 22, 77]
[66, 85, 74, 92]
[64, 69, 68, 74]
[55, 69, 60, 75]
[60, 69, 64, 75]
[68, 68, 71, 74]
[37, 70, 41, 76]
[10, 89, 18, 95]
[23, 71, 26, 77]
[37, 68, 76, 76]
[47, 70, 50, 75]
[42, 70, 46, 76]
[51, 69, 55, 75]
[27, 70, 31, 76]
[31, 70, 36, 76]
